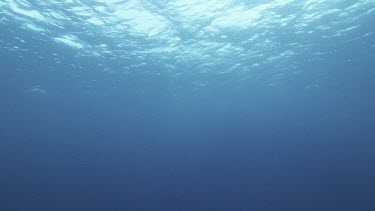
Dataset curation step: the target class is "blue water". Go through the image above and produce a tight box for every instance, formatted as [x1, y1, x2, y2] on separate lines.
[1, 0, 375, 210]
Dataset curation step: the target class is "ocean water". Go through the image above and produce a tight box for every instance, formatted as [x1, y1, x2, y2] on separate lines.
[1, 0, 375, 210]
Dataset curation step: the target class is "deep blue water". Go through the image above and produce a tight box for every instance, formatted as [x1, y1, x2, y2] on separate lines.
[1, 0, 375, 210]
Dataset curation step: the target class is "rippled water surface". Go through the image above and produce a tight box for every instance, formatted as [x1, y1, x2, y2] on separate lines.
[1, 0, 374, 79]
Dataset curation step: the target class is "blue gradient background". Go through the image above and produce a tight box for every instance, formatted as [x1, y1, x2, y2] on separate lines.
[1, 0, 375, 210]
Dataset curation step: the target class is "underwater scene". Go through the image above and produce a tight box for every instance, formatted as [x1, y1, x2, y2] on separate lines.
[1, 0, 375, 210]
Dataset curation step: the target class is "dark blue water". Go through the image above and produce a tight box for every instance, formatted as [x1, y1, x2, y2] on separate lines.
[1, 1, 375, 210]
